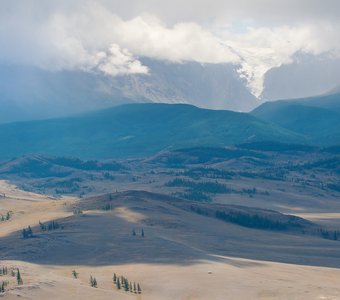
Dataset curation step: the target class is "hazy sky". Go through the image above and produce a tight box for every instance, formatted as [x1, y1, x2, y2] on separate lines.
[0, 0, 339, 96]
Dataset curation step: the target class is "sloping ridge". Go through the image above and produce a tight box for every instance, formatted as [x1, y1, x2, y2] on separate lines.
[0, 103, 302, 160]
[82, 190, 317, 234]
[252, 92, 340, 145]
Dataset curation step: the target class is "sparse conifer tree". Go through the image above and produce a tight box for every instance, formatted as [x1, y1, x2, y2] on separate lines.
[89, 275, 97, 287]
[27, 226, 33, 236]
[16, 269, 23, 285]
[39, 221, 46, 231]
[124, 279, 129, 291]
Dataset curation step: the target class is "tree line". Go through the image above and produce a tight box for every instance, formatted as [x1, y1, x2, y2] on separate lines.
[22, 220, 64, 238]
[71, 270, 142, 294]
[113, 273, 142, 294]
[0, 211, 12, 222]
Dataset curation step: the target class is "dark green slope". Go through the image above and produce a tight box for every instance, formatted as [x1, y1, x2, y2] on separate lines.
[0, 103, 302, 160]
[252, 93, 340, 145]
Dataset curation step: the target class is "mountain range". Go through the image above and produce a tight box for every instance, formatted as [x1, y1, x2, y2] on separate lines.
[0, 61, 257, 124]
[1, 54, 340, 124]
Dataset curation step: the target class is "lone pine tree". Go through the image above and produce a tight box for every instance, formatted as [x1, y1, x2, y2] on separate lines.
[16, 269, 23, 285]
[39, 220, 46, 231]
[124, 279, 129, 291]
[0, 281, 7, 293]
[27, 226, 33, 236]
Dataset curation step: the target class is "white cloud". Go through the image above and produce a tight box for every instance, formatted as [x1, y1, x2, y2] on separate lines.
[0, 5, 149, 76]
[96, 44, 148, 76]
[0, 1, 339, 97]
[111, 15, 240, 64]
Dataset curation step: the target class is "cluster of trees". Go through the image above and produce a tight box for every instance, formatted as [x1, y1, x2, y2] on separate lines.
[240, 169, 287, 181]
[50, 157, 123, 171]
[102, 203, 113, 211]
[327, 183, 340, 192]
[39, 220, 62, 231]
[132, 228, 145, 237]
[173, 191, 212, 202]
[189, 205, 291, 231]
[189, 205, 209, 216]
[180, 168, 234, 180]
[90, 276, 98, 288]
[113, 273, 142, 294]
[166, 178, 230, 194]
[0, 267, 9, 293]
[0, 211, 12, 222]
[22, 226, 33, 239]
[0, 267, 24, 291]
[103, 172, 115, 180]
[71, 270, 143, 294]
[215, 210, 288, 230]
[317, 228, 340, 240]
[0, 267, 8, 276]
[22, 219, 64, 239]
[73, 208, 83, 215]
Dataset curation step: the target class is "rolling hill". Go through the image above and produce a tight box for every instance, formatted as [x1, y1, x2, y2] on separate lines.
[0, 103, 302, 160]
[252, 92, 340, 145]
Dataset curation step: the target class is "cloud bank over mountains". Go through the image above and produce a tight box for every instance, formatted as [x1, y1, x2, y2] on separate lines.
[0, 0, 339, 97]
